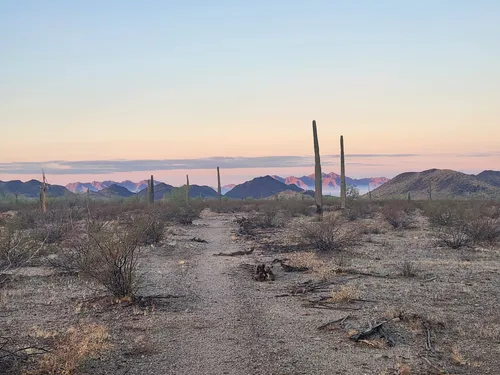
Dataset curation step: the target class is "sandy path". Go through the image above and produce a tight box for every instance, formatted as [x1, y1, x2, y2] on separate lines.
[120, 212, 347, 375]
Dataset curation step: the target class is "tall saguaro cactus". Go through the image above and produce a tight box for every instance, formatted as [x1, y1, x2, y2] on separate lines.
[428, 181, 432, 201]
[148, 175, 155, 204]
[312, 120, 323, 216]
[217, 166, 222, 203]
[340, 135, 346, 209]
[41, 170, 47, 214]
[186, 174, 190, 204]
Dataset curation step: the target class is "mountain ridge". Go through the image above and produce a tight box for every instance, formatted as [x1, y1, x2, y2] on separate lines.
[369, 169, 500, 200]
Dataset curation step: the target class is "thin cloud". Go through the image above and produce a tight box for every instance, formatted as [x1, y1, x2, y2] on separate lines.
[0, 153, 429, 175]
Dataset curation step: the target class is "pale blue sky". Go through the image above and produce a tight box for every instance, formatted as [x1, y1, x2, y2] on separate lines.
[1, 1, 499, 183]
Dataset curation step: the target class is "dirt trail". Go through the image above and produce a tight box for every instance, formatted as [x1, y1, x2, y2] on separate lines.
[120, 212, 349, 375]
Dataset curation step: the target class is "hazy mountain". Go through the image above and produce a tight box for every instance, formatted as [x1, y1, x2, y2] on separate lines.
[270, 172, 389, 194]
[97, 184, 135, 198]
[369, 169, 500, 200]
[476, 170, 500, 188]
[0, 179, 73, 198]
[188, 185, 218, 198]
[137, 182, 175, 201]
[221, 184, 236, 194]
[66, 180, 160, 193]
[225, 176, 303, 199]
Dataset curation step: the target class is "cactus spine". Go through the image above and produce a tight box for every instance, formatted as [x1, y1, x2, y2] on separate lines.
[340, 135, 346, 209]
[217, 166, 222, 203]
[312, 120, 323, 216]
[148, 175, 155, 204]
[186, 174, 190, 204]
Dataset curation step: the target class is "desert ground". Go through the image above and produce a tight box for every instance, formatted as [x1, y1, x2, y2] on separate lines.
[1, 199, 499, 374]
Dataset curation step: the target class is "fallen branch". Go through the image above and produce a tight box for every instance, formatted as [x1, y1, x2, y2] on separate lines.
[317, 314, 351, 330]
[349, 319, 395, 346]
[213, 248, 254, 257]
[190, 237, 208, 243]
[425, 327, 434, 351]
[340, 268, 389, 278]
[272, 259, 309, 272]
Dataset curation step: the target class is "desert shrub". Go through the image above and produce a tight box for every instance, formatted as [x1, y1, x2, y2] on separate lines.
[428, 202, 500, 248]
[69, 223, 143, 298]
[433, 221, 472, 249]
[298, 215, 358, 251]
[400, 260, 418, 277]
[163, 202, 203, 225]
[466, 217, 500, 245]
[11, 210, 40, 230]
[342, 201, 378, 221]
[24, 324, 109, 375]
[280, 200, 314, 217]
[423, 202, 466, 227]
[0, 227, 43, 270]
[129, 213, 166, 245]
[382, 205, 414, 230]
[35, 222, 73, 245]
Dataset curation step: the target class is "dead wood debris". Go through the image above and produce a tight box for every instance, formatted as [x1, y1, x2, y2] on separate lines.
[253, 264, 275, 282]
[190, 237, 208, 243]
[289, 280, 335, 295]
[317, 314, 351, 331]
[349, 319, 395, 347]
[272, 258, 309, 272]
[213, 248, 254, 257]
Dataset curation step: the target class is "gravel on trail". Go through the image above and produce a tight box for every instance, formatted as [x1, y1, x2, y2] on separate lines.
[118, 213, 356, 375]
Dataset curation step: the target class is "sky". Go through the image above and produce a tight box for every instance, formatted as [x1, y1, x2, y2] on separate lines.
[1, 0, 499, 186]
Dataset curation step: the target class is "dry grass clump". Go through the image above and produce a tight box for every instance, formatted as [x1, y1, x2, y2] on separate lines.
[329, 285, 360, 303]
[286, 251, 340, 279]
[297, 215, 358, 251]
[24, 324, 110, 375]
[399, 260, 418, 277]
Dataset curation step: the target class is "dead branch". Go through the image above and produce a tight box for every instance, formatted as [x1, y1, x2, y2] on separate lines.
[273, 259, 309, 272]
[190, 237, 208, 243]
[213, 248, 254, 257]
[349, 319, 395, 346]
[317, 314, 351, 330]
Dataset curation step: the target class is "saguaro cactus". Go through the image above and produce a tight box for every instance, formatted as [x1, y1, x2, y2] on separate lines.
[148, 175, 155, 204]
[41, 170, 47, 213]
[186, 174, 190, 204]
[340, 135, 346, 209]
[217, 166, 222, 203]
[428, 181, 432, 201]
[312, 120, 323, 216]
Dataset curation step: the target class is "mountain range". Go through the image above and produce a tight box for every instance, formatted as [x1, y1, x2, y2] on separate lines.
[66, 180, 160, 193]
[369, 169, 500, 200]
[2, 169, 499, 201]
[64, 172, 388, 195]
[271, 173, 388, 194]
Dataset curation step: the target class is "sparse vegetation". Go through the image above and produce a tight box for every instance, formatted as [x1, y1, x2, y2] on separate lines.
[24, 324, 110, 375]
[382, 204, 415, 230]
[298, 215, 358, 251]
[69, 221, 143, 298]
